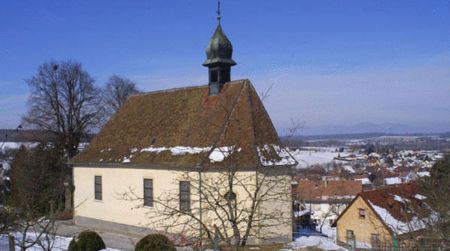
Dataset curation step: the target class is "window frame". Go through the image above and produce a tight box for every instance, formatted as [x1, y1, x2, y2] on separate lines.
[359, 208, 366, 219]
[346, 230, 354, 239]
[94, 175, 102, 201]
[143, 178, 153, 207]
[179, 181, 190, 211]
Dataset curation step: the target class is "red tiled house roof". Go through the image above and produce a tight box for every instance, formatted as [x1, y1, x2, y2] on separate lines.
[71, 80, 296, 168]
[333, 184, 429, 235]
[360, 184, 425, 223]
[294, 180, 362, 203]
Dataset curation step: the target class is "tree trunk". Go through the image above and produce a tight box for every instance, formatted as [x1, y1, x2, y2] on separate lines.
[65, 184, 72, 211]
[8, 235, 15, 251]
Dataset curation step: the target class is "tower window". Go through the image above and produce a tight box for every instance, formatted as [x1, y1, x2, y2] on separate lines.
[221, 69, 230, 82]
[210, 70, 218, 82]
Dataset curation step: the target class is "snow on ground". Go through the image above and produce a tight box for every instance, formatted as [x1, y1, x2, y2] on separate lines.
[282, 236, 348, 251]
[0, 142, 38, 152]
[291, 147, 343, 169]
[356, 241, 372, 249]
[0, 233, 123, 251]
[321, 226, 337, 240]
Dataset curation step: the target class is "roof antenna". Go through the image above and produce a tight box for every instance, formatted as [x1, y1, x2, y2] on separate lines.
[217, 0, 221, 23]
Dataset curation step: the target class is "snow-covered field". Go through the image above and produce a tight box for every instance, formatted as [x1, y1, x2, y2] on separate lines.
[290, 147, 344, 169]
[0, 233, 123, 251]
[0, 142, 38, 153]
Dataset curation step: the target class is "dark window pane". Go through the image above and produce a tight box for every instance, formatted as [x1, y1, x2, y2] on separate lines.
[180, 181, 190, 211]
[144, 179, 153, 207]
[210, 71, 218, 82]
[94, 176, 102, 200]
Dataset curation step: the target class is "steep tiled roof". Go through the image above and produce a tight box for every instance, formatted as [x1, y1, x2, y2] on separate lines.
[360, 184, 424, 223]
[71, 80, 296, 168]
[333, 184, 429, 234]
[294, 180, 362, 203]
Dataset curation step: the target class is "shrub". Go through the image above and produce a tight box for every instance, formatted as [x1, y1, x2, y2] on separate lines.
[135, 234, 176, 251]
[69, 230, 106, 251]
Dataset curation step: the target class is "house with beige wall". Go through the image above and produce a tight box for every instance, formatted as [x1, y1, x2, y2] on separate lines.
[70, 15, 296, 246]
[333, 184, 428, 249]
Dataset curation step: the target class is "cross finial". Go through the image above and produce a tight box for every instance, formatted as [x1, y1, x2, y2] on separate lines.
[217, 0, 221, 22]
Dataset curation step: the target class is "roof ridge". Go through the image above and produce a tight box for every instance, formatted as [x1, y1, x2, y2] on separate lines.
[130, 80, 247, 97]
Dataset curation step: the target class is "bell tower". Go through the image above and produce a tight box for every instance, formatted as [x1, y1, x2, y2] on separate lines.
[202, 1, 237, 96]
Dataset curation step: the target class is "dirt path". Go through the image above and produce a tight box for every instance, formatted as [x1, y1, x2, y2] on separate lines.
[55, 220, 139, 251]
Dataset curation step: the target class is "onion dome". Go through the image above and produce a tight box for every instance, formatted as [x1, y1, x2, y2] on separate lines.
[203, 21, 237, 67]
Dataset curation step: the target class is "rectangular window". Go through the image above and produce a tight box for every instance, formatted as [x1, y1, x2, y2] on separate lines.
[371, 234, 380, 242]
[94, 176, 102, 200]
[346, 230, 354, 241]
[210, 70, 218, 82]
[371, 234, 381, 246]
[359, 209, 365, 219]
[143, 179, 153, 207]
[180, 181, 190, 211]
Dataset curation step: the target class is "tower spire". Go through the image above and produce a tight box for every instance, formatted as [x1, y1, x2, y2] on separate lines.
[217, 0, 221, 22]
[203, 0, 236, 96]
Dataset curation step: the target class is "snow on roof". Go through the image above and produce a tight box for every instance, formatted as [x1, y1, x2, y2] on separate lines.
[417, 171, 430, 177]
[355, 178, 371, 185]
[209, 146, 241, 163]
[257, 144, 296, 166]
[385, 177, 402, 185]
[141, 146, 211, 155]
[368, 201, 426, 235]
[414, 194, 426, 200]
[393, 195, 410, 203]
[72, 80, 293, 168]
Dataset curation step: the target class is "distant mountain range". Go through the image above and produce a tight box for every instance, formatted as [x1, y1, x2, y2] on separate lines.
[287, 131, 450, 141]
[288, 122, 450, 136]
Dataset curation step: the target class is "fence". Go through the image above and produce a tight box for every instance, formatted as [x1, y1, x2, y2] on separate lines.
[338, 234, 448, 251]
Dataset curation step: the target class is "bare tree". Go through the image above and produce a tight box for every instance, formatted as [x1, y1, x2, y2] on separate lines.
[120, 156, 292, 251]
[102, 75, 141, 122]
[23, 60, 102, 158]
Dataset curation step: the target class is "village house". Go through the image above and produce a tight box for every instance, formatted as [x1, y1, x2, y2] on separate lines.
[70, 13, 296, 245]
[293, 180, 362, 230]
[333, 184, 429, 249]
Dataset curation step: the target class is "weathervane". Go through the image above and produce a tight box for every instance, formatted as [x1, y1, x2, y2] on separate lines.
[217, 0, 221, 22]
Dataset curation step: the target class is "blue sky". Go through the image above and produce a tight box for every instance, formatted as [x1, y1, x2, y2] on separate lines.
[0, 0, 449, 134]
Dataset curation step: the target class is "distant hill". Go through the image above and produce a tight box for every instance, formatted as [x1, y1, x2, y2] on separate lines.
[0, 129, 95, 142]
[292, 122, 450, 135]
[282, 131, 450, 142]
